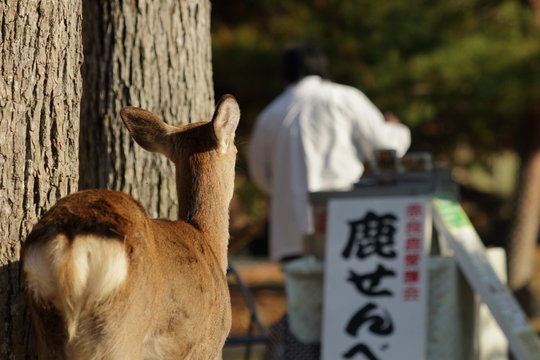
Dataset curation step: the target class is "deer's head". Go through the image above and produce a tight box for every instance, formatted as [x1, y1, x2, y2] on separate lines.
[119, 95, 240, 223]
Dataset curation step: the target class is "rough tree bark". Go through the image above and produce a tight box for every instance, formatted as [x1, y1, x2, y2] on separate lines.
[507, 108, 540, 316]
[0, 1, 82, 358]
[80, 0, 214, 219]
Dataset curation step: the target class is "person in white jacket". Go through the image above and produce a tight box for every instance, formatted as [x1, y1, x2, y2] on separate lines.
[248, 43, 411, 262]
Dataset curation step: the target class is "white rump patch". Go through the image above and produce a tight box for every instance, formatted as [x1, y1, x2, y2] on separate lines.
[23, 234, 128, 339]
[143, 334, 172, 360]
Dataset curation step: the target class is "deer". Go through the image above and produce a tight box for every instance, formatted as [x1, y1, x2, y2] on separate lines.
[21, 95, 240, 360]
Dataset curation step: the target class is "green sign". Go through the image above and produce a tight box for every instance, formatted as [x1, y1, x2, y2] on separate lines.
[432, 195, 472, 229]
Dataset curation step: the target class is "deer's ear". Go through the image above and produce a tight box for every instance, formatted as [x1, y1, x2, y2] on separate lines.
[212, 95, 240, 153]
[120, 107, 173, 154]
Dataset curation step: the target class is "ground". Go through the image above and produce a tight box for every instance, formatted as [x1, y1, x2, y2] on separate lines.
[228, 258, 286, 338]
[224, 259, 285, 360]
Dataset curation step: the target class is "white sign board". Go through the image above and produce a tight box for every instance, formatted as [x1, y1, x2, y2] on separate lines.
[432, 195, 540, 360]
[322, 196, 430, 360]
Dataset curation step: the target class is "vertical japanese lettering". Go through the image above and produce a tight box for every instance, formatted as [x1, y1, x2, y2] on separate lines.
[345, 303, 394, 337]
[342, 212, 398, 259]
[347, 265, 396, 297]
[341, 211, 399, 359]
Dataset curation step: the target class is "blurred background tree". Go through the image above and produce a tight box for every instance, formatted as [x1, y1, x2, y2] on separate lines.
[212, 0, 540, 314]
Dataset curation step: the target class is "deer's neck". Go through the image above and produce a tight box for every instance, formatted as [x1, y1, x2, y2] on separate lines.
[175, 154, 234, 269]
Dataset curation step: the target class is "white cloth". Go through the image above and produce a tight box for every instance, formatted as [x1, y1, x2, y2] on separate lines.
[248, 76, 411, 261]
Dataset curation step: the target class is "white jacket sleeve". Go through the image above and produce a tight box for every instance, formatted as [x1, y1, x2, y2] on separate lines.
[248, 115, 273, 194]
[348, 89, 411, 158]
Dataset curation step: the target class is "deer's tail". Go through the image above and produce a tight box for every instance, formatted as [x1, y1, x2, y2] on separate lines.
[22, 234, 128, 339]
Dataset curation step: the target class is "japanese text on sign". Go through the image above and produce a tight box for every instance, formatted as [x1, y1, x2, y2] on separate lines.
[323, 197, 429, 360]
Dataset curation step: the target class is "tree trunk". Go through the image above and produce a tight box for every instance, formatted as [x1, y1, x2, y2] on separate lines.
[80, 0, 214, 219]
[507, 108, 540, 316]
[0, 1, 82, 358]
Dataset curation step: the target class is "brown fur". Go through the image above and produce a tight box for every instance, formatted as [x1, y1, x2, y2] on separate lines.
[21, 95, 240, 359]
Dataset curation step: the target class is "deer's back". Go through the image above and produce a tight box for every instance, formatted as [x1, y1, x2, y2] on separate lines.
[25, 189, 149, 247]
[141, 219, 232, 358]
[22, 189, 231, 359]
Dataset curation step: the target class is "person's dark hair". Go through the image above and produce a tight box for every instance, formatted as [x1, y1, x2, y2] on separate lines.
[281, 42, 329, 83]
